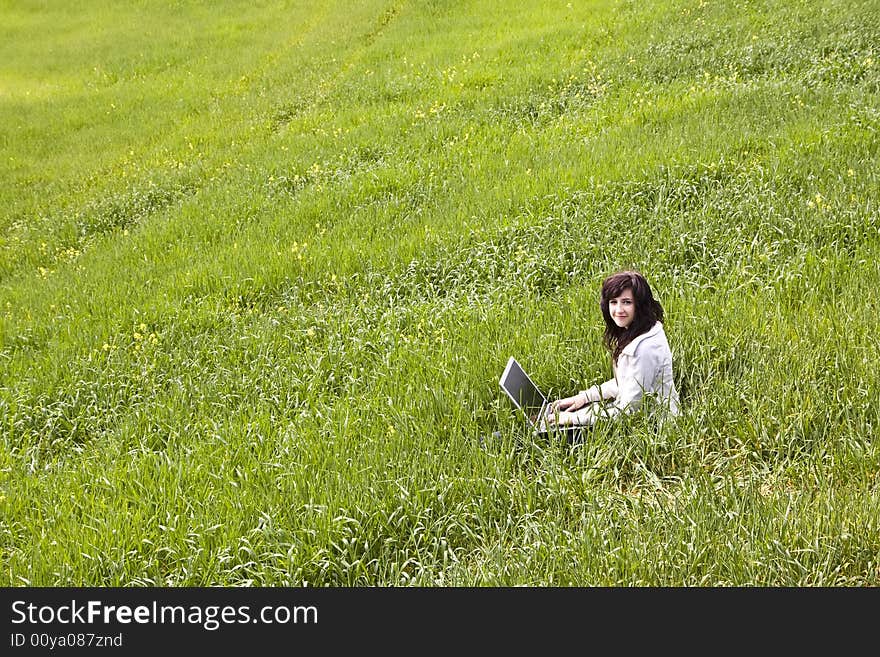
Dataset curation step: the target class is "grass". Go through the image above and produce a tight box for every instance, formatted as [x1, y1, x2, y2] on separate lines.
[1, 0, 879, 586]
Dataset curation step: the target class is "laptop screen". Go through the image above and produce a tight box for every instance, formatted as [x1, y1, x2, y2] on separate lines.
[499, 357, 547, 418]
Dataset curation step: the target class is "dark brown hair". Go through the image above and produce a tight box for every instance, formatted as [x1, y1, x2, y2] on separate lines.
[600, 270, 664, 362]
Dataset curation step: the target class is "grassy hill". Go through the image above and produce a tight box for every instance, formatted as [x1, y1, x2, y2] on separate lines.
[1, 0, 878, 585]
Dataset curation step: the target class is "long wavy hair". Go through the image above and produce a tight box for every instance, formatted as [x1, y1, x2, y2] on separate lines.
[600, 270, 664, 363]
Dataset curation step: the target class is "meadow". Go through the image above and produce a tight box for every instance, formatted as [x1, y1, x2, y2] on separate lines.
[1, 0, 878, 585]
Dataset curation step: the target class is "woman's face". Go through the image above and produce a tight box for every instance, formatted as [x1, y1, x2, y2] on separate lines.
[608, 287, 636, 329]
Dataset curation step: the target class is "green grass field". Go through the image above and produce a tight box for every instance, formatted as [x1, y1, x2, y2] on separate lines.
[2, 0, 878, 585]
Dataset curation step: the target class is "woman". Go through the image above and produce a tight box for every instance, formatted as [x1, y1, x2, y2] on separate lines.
[546, 270, 680, 427]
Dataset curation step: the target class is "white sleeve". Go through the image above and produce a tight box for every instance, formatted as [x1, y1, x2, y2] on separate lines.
[572, 377, 622, 425]
[604, 347, 660, 418]
[575, 346, 661, 424]
[580, 378, 617, 402]
[573, 402, 610, 426]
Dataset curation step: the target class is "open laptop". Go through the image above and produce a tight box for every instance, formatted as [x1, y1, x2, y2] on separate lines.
[498, 356, 558, 436]
[499, 357, 586, 441]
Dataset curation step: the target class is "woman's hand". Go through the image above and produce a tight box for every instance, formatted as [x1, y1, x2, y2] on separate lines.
[546, 392, 588, 420]
[546, 410, 579, 426]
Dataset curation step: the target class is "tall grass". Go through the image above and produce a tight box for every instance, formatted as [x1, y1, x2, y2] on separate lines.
[1, 0, 878, 585]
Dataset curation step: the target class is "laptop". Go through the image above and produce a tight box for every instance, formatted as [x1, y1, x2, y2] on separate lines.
[498, 356, 562, 436]
[499, 357, 587, 441]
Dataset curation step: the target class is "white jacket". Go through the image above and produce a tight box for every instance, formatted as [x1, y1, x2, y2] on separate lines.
[575, 321, 680, 425]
